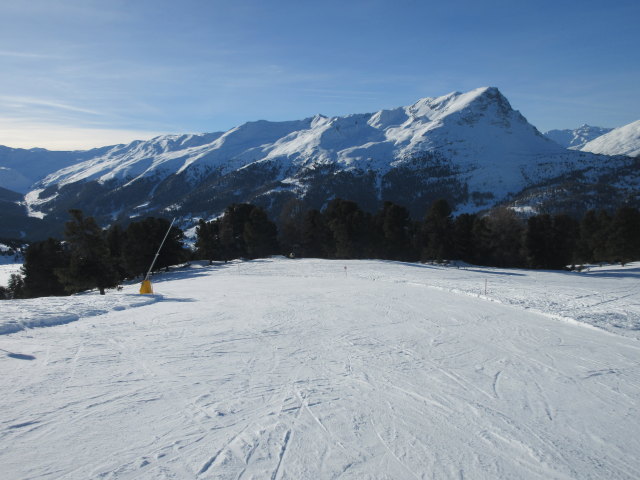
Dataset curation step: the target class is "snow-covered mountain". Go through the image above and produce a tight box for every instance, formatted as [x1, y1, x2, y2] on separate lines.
[580, 120, 640, 157]
[544, 124, 613, 149]
[1, 87, 639, 239]
[0, 145, 110, 194]
[34, 86, 566, 198]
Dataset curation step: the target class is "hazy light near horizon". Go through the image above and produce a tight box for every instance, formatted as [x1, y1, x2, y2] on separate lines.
[0, 121, 168, 151]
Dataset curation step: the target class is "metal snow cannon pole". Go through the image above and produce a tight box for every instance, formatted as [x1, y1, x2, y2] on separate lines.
[140, 217, 176, 294]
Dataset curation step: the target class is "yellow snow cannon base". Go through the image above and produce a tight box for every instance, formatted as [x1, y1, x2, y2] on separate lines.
[139, 280, 153, 294]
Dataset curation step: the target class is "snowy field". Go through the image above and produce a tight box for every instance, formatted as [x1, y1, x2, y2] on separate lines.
[0, 262, 21, 288]
[0, 249, 22, 288]
[1, 258, 639, 479]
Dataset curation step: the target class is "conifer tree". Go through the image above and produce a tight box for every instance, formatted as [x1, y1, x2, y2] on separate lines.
[525, 214, 555, 268]
[593, 210, 613, 262]
[552, 214, 579, 268]
[452, 213, 476, 263]
[421, 199, 453, 262]
[244, 207, 279, 259]
[482, 208, 525, 268]
[106, 224, 128, 280]
[218, 204, 256, 259]
[56, 210, 118, 295]
[22, 238, 68, 298]
[607, 206, 640, 264]
[278, 198, 307, 256]
[195, 218, 221, 263]
[7, 273, 25, 299]
[576, 209, 611, 263]
[122, 217, 185, 277]
[301, 209, 333, 258]
[471, 215, 492, 265]
[324, 199, 370, 259]
[375, 201, 414, 261]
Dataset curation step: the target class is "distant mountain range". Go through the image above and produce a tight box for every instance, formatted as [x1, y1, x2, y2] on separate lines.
[579, 120, 640, 157]
[0, 87, 638, 240]
[543, 125, 613, 149]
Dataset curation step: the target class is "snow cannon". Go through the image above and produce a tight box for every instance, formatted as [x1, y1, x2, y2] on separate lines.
[139, 279, 153, 294]
[138, 217, 175, 295]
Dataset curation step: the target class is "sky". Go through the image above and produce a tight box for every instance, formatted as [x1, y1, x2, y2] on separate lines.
[0, 0, 638, 150]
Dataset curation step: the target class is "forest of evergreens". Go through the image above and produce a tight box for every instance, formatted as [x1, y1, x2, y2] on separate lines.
[2, 199, 639, 300]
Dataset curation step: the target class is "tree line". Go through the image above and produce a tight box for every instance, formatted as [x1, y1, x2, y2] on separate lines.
[2, 200, 639, 300]
[2, 210, 187, 299]
[195, 198, 640, 270]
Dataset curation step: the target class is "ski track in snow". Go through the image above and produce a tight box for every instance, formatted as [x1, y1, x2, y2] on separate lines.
[1, 258, 639, 479]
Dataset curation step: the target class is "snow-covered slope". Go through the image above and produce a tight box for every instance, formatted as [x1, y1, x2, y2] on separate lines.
[544, 124, 612, 149]
[580, 120, 640, 157]
[1, 258, 640, 479]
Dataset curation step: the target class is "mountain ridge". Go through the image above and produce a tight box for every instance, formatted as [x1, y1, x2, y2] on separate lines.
[1, 87, 639, 240]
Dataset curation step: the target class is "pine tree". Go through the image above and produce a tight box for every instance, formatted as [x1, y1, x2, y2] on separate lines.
[593, 210, 613, 262]
[374, 202, 414, 261]
[301, 209, 333, 258]
[244, 206, 279, 259]
[324, 199, 370, 259]
[552, 214, 578, 268]
[607, 206, 640, 264]
[489, 208, 526, 267]
[22, 238, 68, 298]
[218, 204, 256, 260]
[278, 198, 307, 256]
[7, 273, 25, 299]
[421, 199, 453, 262]
[195, 218, 221, 263]
[576, 209, 611, 263]
[525, 214, 554, 268]
[452, 213, 476, 263]
[122, 217, 185, 277]
[55, 209, 118, 295]
[106, 224, 128, 280]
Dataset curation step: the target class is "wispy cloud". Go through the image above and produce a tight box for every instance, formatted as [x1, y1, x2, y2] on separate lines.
[0, 50, 61, 59]
[0, 95, 102, 116]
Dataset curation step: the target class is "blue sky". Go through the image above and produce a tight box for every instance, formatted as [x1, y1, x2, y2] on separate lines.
[0, 0, 638, 149]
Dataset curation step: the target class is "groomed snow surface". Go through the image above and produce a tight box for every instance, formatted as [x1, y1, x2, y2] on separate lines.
[1, 258, 639, 479]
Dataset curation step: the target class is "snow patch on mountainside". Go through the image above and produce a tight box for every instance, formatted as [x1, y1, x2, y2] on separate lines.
[580, 120, 640, 157]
